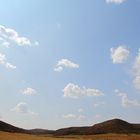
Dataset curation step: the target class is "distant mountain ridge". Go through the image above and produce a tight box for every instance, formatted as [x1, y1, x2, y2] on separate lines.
[0, 121, 53, 134]
[55, 119, 140, 135]
[0, 118, 140, 135]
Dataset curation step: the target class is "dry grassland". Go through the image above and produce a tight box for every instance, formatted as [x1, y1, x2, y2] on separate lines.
[0, 131, 140, 140]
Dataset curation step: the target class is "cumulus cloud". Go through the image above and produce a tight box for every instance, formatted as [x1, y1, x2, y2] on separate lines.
[54, 59, 79, 72]
[0, 25, 38, 47]
[110, 46, 129, 63]
[11, 102, 28, 113]
[11, 102, 38, 115]
[133, 49, 140, 90]
[118, 92, 140, 108]
[63, 83, 104, 98]
[0, 53, 16, 69]
[106, 0, 125, 4]
[22, 87, 37, 95]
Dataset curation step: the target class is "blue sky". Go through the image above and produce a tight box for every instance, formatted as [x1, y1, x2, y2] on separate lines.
[0, 0, 140, 130]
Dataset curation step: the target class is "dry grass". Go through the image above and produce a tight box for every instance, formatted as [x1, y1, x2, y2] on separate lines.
[0, 131, 140, 140]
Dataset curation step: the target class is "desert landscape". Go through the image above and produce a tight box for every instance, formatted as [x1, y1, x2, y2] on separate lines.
[0, 132, 140, 140]
[0, 119, 140, 140]
[0, 0, 140, 140]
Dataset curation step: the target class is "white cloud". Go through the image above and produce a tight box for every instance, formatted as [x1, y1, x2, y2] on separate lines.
[118, 92, 140, 108]
[11, 102, 28, 113]
[0, 53, 6, 64]
[11, 102, 38, 115]
[58, 59, 79, 68]
[63, 83, 104, 98]
[62, 114, 76, 119]
[0, 53, 16, 69]
[22, 87, 36, 95]
[106, 0, 125, 4]
[54, 59, 79, 72]
[54, 66, 63, 72]
[0, 25, 38, 47]
[0, 37, 10, 48]
[6, 62, 16, 69]
[133, 49, 140, 90]
[110, 46, 129, 63]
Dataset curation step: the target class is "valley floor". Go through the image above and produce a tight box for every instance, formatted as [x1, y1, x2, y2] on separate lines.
[0, 131, 140, 140]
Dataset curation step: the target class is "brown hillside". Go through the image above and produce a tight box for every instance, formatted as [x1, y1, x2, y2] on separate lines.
[0, 118, 140, 135]
[55, 118, 140, 135]
[0, 120, 27, 133]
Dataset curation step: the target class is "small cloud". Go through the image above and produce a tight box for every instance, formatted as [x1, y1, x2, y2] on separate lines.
[62, 114, 76, 119]
[110, 46, 129, 64]
[0, 25, 39, 47]
[63, 83, 104, 99]
[11, 102, 38, 115]
[0, 53, 16, 69]
[11, 102, 28, 114]
[106, 0, 126, 4]
[54, 66, 63, 72]
[54, 59, 79, 72]
[117, 92, 140, 108]
[22, 87, 37, 95]
[6, 62, 16, 69]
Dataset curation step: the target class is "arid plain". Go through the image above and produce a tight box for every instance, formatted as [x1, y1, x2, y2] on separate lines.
[0, 131, 140, 140]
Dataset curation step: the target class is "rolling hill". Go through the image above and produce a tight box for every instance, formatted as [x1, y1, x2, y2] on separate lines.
[0, 120, 27, 133]
[55, 119, 140, 135]
[0, 120, 54, 134]
[0, 118, 140, 135]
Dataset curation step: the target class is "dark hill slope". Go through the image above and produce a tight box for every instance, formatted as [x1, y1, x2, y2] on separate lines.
[0, 119, 140, 135]
[0, 121, 27, 133]
[0, 121, 54, 134]
[29, 129, 54, 135]
[55, 119, 140, 135]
